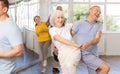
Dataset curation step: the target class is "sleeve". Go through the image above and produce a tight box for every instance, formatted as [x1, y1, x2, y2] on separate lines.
[71, 21, 80, 33]
[49, 28, 57, 40]
[7, 26, 23, 47]
[66, 23, 73, 29]
[35, 26, 39, 35]
[43, 22, 47, 25]
[97, 24, 103, 32]
[44, 22, 49, 29]
[42, 22, 49, 30]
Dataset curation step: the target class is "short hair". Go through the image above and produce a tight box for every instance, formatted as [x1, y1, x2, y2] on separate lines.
[88, 5, 100, 15]
[33, 16, 41, 26]
[50, 10, 65, 27]
[89, 6, 100, 10]
[33, 16, 40, 22]
[56, 6, 63, 11]
[0, 0, 9, 9]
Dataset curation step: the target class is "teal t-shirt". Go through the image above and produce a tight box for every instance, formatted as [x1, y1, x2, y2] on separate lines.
[0, 18, 23, 74]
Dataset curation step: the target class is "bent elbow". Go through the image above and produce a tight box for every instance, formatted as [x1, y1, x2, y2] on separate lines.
[17, 52, 23, 57]
[16, 46, 24, 57]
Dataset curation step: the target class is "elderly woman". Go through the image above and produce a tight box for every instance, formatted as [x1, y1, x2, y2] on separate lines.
[49, 10, 81, 74]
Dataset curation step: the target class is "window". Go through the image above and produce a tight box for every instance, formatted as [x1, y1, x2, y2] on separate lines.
[106, 4, 120, 31]
[107, 0, 120, 2]
[73, 0, 88, 2]
[51, 0, 120, 32]
[52, 0, 69, 2]
[8, 0, 40, 30]
[8, 0, 120, 32]
[73, 4, 89, 22]
[91, 0, 105, 2]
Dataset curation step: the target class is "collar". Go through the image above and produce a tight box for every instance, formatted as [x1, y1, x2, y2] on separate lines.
[85, 19, 97, 24]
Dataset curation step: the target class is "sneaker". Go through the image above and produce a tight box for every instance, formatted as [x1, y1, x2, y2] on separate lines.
[43, 60, 47, 67]
[41, 68, 46, 74]
[52, 68, 60, 73]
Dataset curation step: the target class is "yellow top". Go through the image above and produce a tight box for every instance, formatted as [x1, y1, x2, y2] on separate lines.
[35, 22, 51, 42]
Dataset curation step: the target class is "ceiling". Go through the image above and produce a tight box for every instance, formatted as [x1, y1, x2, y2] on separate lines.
[8, 0, 31, 5]
[8, 0, 22, 5]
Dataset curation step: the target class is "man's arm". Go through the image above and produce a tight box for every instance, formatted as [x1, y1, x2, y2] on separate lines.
[88, 31, 102, 45]
[0, 44, 23, 58]
[81, 31, 102, 50]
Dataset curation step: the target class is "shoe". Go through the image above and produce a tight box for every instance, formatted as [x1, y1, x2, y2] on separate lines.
[53, 52, 59, 62]
[41, 68, 46, 74]
[52, 68, 60, 73]
[43, 60, 47, 67]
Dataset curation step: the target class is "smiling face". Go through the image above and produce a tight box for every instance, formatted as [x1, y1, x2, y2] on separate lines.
[50, 10, 65, 28]
[34, 16, 41, 24]
[54, 13, 64, 27]
[89, 6, 101, 21]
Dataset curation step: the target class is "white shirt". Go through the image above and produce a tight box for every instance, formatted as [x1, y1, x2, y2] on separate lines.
[49, 23, 73, 50]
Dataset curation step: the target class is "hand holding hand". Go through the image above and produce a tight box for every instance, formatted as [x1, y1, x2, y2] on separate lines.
[80, 42, 90, 50]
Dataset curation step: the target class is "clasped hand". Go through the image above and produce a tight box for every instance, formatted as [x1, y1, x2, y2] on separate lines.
[79, 42, 89, 50]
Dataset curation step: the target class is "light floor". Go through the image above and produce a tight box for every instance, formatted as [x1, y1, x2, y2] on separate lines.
[13, 49, 120, 74]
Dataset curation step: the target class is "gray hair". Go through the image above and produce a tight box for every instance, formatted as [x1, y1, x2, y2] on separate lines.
[88, 5, 100, 15]
[50, 10, 64, 27]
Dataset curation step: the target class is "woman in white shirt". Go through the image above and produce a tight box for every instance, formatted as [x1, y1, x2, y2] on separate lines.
[49, 10, 81, 74]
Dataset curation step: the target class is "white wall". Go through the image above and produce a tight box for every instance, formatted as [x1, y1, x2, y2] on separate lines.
[105, 33, 120, 55]
[98, 33, 106, 55]
[98, 33, 120, 56]
[39, 0, 51, 21]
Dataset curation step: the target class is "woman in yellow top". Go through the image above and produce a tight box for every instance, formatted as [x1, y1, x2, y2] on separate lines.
[34, 16, 51, 74]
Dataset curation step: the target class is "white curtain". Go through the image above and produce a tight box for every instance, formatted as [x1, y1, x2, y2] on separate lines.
[8, 0, 40, 30]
